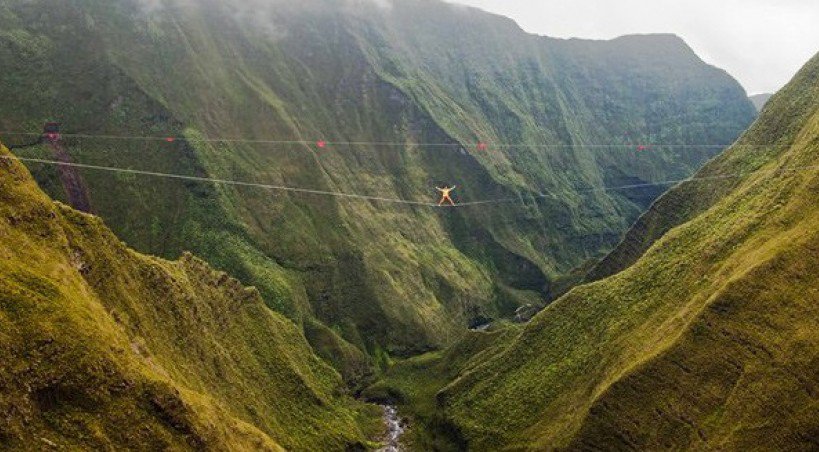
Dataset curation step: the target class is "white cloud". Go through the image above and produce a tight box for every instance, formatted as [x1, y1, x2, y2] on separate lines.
[134, 0, 288, 41]
[368, 0, 393, 9]
[343, 0, 393, 11]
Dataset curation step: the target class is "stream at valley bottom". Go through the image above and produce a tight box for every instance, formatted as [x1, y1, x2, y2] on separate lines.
[377, 405, 406, 451]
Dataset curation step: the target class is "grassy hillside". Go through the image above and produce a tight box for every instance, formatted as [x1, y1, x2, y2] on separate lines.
[362, 325, 521, 450]
[0, 143, 380, 450]
[0, 0, 756, 358]
[588, 50, 819, 282]
[432, 52, 819, 450]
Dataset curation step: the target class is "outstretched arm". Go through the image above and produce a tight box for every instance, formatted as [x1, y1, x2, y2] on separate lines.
[436, 187, 443, 192]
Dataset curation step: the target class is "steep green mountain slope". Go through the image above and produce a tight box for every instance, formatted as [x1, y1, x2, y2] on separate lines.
[434, 52, 819, 450]
[0, 143, 380, 450]
[588, 53, 819, 282]
[0, 0, 756, 357]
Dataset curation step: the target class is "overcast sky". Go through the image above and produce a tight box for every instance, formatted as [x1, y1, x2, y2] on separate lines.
[452, 0, 819, 95]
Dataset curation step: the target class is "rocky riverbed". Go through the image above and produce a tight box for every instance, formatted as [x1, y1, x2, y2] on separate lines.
[377, 405, 405, 451]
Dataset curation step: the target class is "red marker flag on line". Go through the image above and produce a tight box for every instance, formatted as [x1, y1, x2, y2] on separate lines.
[316, 140, 327, 148]
[477, 142, 488, 151]
[165, 137, 176, 143]
[637, 145, 647, 151]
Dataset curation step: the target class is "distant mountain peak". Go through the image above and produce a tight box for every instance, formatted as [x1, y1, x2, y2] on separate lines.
[750, 93, 773, 112]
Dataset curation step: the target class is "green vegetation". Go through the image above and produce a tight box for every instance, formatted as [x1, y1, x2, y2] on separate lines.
[0, 143, 381, 450]
[2, 1, 815, 449]
[431, 52, 819, 450]
[362, 326, 520, 450]
[0, 0, 756, 360]
[588, 48, 819, 282]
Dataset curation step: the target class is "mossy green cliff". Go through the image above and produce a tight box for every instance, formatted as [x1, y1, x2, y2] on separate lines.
[430, 52, 819, 450]
[0, 143, 380, 450]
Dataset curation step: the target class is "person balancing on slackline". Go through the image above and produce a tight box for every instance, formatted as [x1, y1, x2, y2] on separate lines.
[436, 185, 457, 206]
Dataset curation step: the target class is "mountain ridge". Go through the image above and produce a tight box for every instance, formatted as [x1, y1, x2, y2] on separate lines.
[750, 92, 773, 111]
[0, 142, 380, 450]
[433, 51, 819, 450]
[0, 0, 756, 363]
[587, 53, 819, 282]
